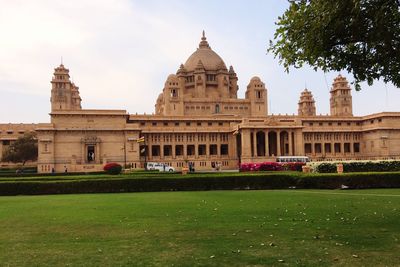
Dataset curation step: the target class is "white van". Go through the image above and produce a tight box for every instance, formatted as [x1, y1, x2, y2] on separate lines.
[146, 162, 175, 172]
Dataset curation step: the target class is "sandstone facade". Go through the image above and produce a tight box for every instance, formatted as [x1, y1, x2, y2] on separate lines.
[1, 33, 400, 172]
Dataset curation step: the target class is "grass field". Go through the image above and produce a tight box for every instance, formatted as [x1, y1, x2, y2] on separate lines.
[1, 189, 399, 266]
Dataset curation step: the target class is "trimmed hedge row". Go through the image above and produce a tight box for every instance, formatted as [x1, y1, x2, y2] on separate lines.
[314, 161, 400, 173]
[0, 172, 399, 195]
[0, 171, 106, 178]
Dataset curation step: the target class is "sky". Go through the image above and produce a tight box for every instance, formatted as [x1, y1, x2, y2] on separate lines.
[0, 0, 399, 123]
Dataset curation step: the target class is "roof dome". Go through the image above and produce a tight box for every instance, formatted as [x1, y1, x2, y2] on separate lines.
[184, 31, 227, 71]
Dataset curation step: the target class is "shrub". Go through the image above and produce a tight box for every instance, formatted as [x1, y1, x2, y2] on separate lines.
[259, 162, 283, 171]
[314, 163, 337, 173]
[240, 162, 304, 172]
[313, 161, 400, 173]
[281, 162, 305, 172]
[103, 163, 122, 175]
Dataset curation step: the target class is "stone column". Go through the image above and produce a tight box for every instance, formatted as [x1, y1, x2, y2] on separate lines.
[277, 130, 281, 156]
[81, 142, 85, 164]
[240, 128, 251, 159]
[160, 134, 164, 159]
[252, 130, 257, 157]
[172, 135, 176, 159]
[265, 130, 269, 157]
[148, 136, 152, 159]
[96, 142, 101, 164]
[288, 131, 293, 156]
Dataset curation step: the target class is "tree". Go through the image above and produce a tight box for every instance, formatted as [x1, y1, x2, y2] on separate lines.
[3, 132, 38, 165]
[268, 0, 400, 90]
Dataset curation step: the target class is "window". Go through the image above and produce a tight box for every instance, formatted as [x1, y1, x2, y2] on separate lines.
[186, 122, 191, 126]
[187, 145, 195, 156]
[175, 145, 183, 156]
[152, 145, 160, 156]
[304, 143, 312, 154]
[344, 143, 351, 153]
[353, 143, 360, 153]
[209, 144, 218, 155]
[206, 74, 216, 81]
[334, 143, 341, 153]
[324, 143, 331, 153]
[175, 122, 179, 126]
[2, 140, 10, 145]
[171, 89, 178, 98]
[152, 122, 157, 126]
[198, 144, 206, 156]
[220, 144, 229, 155]
[197, 122, 202, 126]
[163, 145, 172, 156]
[87, 145, 95, 162]
[315, 143, 322, 154]
[163, 122, 168, 126]
[215, 104, 220, 114]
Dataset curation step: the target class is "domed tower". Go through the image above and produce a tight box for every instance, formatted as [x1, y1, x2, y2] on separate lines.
[155, 31, 241, 116]
[50, 64, 81, 111]
[245, 76, 268, 116]
[298, 89, 316, 116]
[330, 75, 353, 116]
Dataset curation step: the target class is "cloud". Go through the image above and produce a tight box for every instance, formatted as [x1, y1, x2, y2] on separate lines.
[0, 0, 399, 122]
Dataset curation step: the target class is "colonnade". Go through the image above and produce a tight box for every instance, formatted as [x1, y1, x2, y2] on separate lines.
[241, 129, 297, 158]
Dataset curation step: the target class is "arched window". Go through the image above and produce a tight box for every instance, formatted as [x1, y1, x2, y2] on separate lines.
[215, 104, 220, 114]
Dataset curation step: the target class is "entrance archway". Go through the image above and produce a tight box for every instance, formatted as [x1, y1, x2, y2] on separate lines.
[256, 131, 265, 156]
[280, 131, 289, 155]
[268, 131, 277, 156]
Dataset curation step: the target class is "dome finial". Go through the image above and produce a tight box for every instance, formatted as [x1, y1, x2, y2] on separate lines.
[199, 30, 210, 49]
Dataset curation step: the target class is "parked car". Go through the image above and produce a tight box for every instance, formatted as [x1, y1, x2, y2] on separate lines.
[146, 162, 175, 172]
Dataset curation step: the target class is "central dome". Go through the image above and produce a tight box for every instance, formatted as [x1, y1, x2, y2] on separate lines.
[184, 31, 227, 71]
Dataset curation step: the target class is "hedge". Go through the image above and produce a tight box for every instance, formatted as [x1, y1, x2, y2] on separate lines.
[0, 171, 106, 178]
[314, 161, 400, 173]
[0, 172, 399, 196]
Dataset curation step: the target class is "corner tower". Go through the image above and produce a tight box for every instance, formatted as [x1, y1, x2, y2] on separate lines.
[245, 76, 268, 116]
[330, 75, 353, 116]
[298, 89, 316, 116]
[50, 64, 82, 111]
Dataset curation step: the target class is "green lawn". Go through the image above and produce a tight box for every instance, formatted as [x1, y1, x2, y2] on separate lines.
[1, 189, 399, 266]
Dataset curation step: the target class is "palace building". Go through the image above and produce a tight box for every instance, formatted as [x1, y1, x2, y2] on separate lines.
[1, 32, 400, 172]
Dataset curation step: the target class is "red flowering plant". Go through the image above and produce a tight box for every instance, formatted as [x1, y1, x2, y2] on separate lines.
[103, 162, 122, 175]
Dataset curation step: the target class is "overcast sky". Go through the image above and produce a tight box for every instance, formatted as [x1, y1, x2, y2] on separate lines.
[1, 0, 399, 123]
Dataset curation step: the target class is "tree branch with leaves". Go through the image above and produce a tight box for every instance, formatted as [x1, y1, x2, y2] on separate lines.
[268, 0, 400, 90]
[3, 132, 38, 165]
